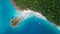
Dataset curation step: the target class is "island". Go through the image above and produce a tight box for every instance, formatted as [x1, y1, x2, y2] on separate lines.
[12, 0, 60, 26]
[11, 18, 21, 27]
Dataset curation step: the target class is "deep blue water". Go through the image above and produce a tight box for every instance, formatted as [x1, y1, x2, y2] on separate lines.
[0, 0, 60, 34]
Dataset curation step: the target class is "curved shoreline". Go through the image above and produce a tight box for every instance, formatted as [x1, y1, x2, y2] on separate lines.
[11, 0, 23, 11]
[11, 0, 46, 19]
[11, 0, 60, 29]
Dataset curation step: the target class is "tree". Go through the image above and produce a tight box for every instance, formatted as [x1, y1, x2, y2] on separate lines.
[14, 0, 60, 26]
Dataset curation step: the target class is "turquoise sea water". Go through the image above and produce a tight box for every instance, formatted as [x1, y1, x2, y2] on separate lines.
[0, 0, 60, 34]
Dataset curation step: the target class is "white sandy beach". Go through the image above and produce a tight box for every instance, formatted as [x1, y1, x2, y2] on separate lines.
[11, 0, 60, 30]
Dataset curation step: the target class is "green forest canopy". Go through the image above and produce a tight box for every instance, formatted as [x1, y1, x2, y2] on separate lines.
[14, 0, 60, 26]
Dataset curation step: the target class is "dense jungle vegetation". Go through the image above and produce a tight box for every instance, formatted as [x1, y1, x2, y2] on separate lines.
[14, 0, 60, 26]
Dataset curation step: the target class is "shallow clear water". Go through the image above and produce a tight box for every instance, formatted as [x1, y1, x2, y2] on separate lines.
[0, 0, 60, 34]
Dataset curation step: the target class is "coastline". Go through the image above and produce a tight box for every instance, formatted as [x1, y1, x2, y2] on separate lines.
[11, 0, 46, 19]
[11, 0, 23, 11]
[11, 0, 60, 29]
